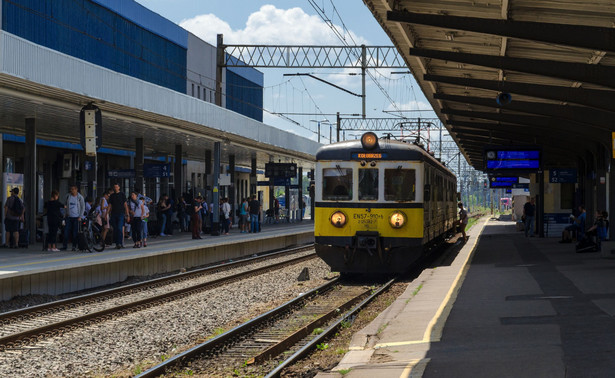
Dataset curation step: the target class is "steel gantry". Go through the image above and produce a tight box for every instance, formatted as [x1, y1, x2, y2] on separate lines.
[215, 34, 407, 118]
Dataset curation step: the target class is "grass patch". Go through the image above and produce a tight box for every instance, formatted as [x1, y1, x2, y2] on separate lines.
[412, 283, 423, 296]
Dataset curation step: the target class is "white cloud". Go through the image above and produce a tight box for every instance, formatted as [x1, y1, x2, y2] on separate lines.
[180, 5, 367, 45]
[386, 100, 433, 113]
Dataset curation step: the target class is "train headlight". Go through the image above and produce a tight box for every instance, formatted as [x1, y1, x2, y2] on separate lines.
[389, 211, 406, 228]
[361, 132, 378, 150]
[330, 211, 347, 228]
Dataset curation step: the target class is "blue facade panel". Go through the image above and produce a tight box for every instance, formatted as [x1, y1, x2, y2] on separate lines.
[226, 54, 264, 87]
[91, 0, 188, 48]
[2, 0, 187, 93]
[226, 70, 263, 122]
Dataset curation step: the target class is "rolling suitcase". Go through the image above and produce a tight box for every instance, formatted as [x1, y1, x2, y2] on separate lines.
[77, 232, 90, 252]
[18, 229, 30, 248]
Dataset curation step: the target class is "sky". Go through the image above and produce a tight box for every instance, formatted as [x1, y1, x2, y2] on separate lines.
[134, 0, 439, 144]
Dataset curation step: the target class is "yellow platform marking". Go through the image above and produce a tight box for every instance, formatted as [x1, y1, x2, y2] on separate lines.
[401, 358, 430, 378]
[373, 217, 487, 350]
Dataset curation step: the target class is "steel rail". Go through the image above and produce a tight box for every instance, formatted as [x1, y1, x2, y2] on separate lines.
[247, 286, 372, 365]
[0, 243, 314, 324]
[265, 277, 396, 378]
[0, 247, 316, 349]
[135, 277, 341, 378]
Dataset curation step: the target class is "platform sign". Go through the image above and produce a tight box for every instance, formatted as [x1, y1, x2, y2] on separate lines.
[265, 163, 297, 178]
[143, 164, 170, 178]
[79, 104, 102, 156]
[484, 147, 540, 172]
[107, 169, 135, 178]
[549, 169, 577, 183]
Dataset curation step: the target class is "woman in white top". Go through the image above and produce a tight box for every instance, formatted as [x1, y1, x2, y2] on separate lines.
[100, 189, 112, 245]
[129, 191, 145, 248]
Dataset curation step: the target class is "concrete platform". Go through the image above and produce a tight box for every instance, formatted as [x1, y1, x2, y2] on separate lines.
[319, 217, 615, 377]
[0, 221, 314, 301]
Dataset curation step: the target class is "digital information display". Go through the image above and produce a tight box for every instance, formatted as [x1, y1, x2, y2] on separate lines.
[484, 148, 541, 172]
[265, 163, 297, 178]
[351, 152, 388, 160]
[489, 176, 518, 188]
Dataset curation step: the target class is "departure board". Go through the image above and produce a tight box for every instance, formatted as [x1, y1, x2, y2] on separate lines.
[484, 148, 540, 172]
[489, 176, 519, 188]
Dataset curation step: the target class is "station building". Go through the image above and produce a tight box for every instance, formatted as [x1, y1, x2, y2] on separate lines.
[0, 0, 319, 236]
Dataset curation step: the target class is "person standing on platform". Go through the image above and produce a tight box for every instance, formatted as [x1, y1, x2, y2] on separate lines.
[457, 202, 468, 242]
[200, 197, 209, 234]
[157, 195, 170, 236]
[128, 191, 144, 248]
[165, 195, 175, 235]
[84, 196, 93, 217]
[221, 197, 231, 235]
[177, 196, 188, 232]
[274, 197, 280, 224]
[44, 190, 63, 252]
[249, 195, 261, 233]
[523, 197, 536, 237]
[108, 183, 130, 249]
[100, 189, 112, 245]
[191, 196, 203, 239]
[239, 198, 249, 233]
[3, 187, 24, 248]
[62, 185, 85, 251]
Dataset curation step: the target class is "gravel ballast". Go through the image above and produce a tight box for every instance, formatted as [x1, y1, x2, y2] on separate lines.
[0, 258, 334, 377]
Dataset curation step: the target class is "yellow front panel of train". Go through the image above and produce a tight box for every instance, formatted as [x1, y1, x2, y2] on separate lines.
[315, 206, 424, 238]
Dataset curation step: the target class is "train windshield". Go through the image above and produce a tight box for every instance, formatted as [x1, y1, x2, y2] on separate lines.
[385, 169, 416, 201]
[359, 169, 378, 200]
[322, 168, 353, 200]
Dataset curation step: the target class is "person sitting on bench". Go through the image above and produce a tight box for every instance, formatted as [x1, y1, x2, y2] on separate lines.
[560, 205, 586, 243]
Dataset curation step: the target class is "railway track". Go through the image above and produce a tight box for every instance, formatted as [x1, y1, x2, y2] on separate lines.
[0, 244, 316, 351]
[137, 277, 396, 377]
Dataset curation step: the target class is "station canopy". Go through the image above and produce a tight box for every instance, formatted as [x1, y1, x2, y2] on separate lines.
[364, 0, 615, 169]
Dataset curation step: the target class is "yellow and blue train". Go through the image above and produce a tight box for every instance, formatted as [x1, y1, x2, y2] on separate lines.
[314, 132, 458, 274]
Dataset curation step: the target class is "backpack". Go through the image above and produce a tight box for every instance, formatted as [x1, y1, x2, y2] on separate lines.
[186, 203, 196, 216]
[10, 196, 24, 216]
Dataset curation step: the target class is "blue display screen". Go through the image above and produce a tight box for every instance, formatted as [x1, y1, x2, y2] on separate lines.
[497, 151, 540, 160]
[487, 160, 540, 169]
[492, 176, 518, 183]
[490, 181, 514, 188]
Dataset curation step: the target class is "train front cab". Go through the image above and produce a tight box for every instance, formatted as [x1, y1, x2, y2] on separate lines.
[314, 159, 426, 274]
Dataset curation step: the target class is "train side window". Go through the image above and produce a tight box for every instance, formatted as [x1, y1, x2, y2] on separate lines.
[359, 169, 378, 200]
[384, 169, 415, 201]
[322, 168, 353, 200]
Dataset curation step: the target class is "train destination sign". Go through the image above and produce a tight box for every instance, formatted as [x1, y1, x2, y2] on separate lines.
[484, 147, 541, 172]
[351, 152, 388, 160]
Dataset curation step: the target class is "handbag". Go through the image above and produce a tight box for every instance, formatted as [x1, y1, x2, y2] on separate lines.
[521, 215, 526, 222]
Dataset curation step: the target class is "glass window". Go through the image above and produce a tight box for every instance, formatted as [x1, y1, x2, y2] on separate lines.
[322, 168, 353, 200]
[359, 169, 378, 200]
[385, 169, 415, 201]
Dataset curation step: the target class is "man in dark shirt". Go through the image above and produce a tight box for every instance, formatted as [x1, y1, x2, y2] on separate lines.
[523, 197, 536, 237]
[249, 195, 261, 233]
[107, 183, 130, 249]
[4, 187, 24, 248]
